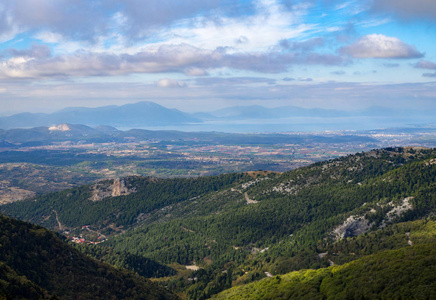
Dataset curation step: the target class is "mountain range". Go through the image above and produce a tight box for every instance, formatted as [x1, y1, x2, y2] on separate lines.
[1, 101, 435, 130]
[1, 147, 435, 299]
[0, 101, 201, 129]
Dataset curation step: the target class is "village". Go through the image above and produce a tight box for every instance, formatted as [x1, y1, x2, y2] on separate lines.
[65, 225, 107, 245]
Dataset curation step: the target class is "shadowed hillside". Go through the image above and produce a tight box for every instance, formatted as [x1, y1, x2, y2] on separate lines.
[0, 214, 177, 300]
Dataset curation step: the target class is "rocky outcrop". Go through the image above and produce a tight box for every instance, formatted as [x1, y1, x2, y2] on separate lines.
[89, 178, 136, 201]
[332, 215, 371, 240]
[332, 197, 414, 240]
[380, 197, 413, 227]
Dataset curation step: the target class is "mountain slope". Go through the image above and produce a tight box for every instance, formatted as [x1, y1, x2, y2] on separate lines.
[0, 214, 177, 300]
[102, 147, 435, 256]
[213, 243, 436, 299]
[0, 173, 249, 235]
[2, 147, 435, 299]
[0, 262, 50, 300]
[214, 217, 436, 299]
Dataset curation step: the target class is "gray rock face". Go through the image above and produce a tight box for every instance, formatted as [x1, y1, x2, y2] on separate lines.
[90, 178, 136, 201]
[332, 216, 371, 240]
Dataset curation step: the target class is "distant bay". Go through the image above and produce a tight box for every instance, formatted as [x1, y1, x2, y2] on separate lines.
[117, 116, 434, 133]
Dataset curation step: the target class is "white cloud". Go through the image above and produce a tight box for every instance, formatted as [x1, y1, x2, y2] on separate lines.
[34, 31, 64, 44]
[358, 17, 391, 28]
[335, 1, 353, 11]
[184, 67, 208, 76]
[110, 0, 224, 39]
[156, 78, 186, 88]
[0, 0, 432, 94]
[0, 0, 340, 80]
[194, 76, 276, 86]
[0, 42, 346, 79]
[340, 34, 423, 59]
[153, 0, 314, 53]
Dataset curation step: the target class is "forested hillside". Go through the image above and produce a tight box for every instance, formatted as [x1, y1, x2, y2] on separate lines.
[214, 219, 436, 299]
[1, 173, 249, 235]
[0, 214, 177, 299]
[1, 147, 435, 299]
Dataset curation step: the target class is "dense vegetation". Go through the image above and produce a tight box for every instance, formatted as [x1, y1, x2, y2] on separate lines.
[0, 214, 177, 300]
[0, 262, 51, 300]
[1, 173, 249, 233]
[74, 244, 177, 278]
[214, 218, 436, 299]
[105, 147, 436, 298]
[2, 147, 436, 299]
[214, 244, 436, 299]
[101, 148, 435, 255]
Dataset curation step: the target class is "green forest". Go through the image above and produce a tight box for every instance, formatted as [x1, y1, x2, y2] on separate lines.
[0, 214, 177, 300]
[214, 218, 436, 299]
[1, 147, 435, 299]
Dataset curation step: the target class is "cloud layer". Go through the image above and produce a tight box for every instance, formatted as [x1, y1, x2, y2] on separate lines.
[0, 0, 434, 115]
[0, 1, 429, 79]
[340, 34, 423, 59]
[0, 43, 350, 78]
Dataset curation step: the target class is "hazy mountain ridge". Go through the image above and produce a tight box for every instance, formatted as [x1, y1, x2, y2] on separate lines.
[0, 101, 201, 129]
[1, 101, 435, 130]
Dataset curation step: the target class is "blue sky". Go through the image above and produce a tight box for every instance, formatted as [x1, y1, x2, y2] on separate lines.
[0, 0, 435, 114]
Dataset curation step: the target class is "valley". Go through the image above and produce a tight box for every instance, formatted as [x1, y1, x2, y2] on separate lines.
[1, 123, 435, 204]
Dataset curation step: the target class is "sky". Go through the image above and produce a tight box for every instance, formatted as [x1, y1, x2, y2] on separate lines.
[0, 0, 435, 115]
